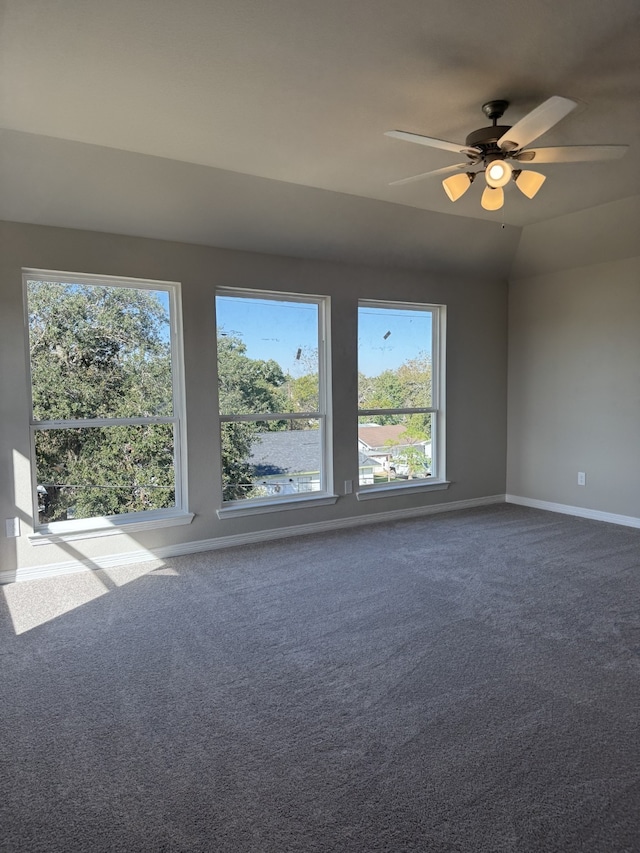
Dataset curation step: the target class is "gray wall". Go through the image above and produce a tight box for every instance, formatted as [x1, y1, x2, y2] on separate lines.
[507, 196, 640, 519]
[0, 220, 508, 576]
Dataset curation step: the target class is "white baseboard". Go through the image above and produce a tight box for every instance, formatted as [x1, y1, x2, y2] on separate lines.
[505, 494, 640, 530]
[0, 547, 163, 584]
[1, 494, 505, 584]
[156, 493, 506, 558]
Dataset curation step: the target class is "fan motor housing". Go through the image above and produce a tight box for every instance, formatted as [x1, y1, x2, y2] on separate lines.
[465, 125, 512, 149]
[465, 99, 513, 156]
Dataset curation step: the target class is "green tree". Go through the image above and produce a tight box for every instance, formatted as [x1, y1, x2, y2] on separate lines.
[400, 413, 431, 443]
[396, 353, 432, 409]
[217, 333, 287, 417]
[283, 372, 319, 428]
[359, 370, 405, 424]
[359, 353, 432, 435]
[391, 443, 430, 479]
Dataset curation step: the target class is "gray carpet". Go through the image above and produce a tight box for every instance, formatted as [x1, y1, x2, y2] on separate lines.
[1, 504, 640, 852]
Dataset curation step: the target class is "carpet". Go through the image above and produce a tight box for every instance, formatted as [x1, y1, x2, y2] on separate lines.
[1, 504, 639, 852]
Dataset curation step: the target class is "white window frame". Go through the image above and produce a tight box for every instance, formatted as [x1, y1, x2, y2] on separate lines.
[23, 269, 192, 543]
[215, 288, 336, 518]
[356, 299, 448, 500]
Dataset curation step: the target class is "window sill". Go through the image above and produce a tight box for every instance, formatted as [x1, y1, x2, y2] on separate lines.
[29, 509, 195, 546]
[356, 480, 450, 501]
[217, 493, 339, 519]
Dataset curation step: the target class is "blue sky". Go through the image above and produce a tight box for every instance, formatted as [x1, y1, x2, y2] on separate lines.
[216, 296, 318, 377]
[358, 305, 432, 375]
[216, 296, 432, 376]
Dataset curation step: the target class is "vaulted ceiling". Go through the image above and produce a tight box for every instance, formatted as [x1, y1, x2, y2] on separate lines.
[1, 0, 639, 276]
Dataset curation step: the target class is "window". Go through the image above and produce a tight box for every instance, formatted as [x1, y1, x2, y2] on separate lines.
[25, 270, 188, 534]
[216, 290, 332, 509]
[357, 300, 445, 493]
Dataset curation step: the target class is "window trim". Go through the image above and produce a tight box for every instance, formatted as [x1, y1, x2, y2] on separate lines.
[23, 268, 190, 537]
[356, 299, 446, 497]
[28, 509, 194, 545]
[215, 287, 333, 514]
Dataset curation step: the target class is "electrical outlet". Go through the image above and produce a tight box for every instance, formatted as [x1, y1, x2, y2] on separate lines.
[577, 472, 586, 486]
[5, 517, 20, 537]
[344, 480, 353, 494]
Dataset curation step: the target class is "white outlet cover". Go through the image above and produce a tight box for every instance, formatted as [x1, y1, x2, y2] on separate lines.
[5, 517, 20, 537]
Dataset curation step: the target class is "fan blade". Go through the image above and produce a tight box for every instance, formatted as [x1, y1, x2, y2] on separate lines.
[514, 145, 628, 163]
[389, 164, 470, 186]
[385, 130, 480, 157]
[498, 96, 578, 152]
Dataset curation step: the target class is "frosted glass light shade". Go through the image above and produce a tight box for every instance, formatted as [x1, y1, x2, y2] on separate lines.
[514, 170, 546, 199]
[481, 186, 504, 210]
[442, 172, 473, 202]
[485, 160, 513, 188]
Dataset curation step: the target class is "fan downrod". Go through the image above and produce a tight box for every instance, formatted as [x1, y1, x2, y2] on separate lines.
[482, 100, 509, 123]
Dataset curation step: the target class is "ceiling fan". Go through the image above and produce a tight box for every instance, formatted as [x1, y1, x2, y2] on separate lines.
[385, 96, 628, 211]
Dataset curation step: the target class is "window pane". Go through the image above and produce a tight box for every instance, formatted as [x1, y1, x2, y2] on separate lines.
[358, 414, 432, 486]
[35, 425, 175, 523]
[358, 305, 432, 410]
[221, 420, 322, 502]
[27, 280, 173, 421]
[217, 295, 319, 415]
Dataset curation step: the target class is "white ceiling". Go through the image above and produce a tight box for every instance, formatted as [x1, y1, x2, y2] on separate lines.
[1, 0, 639, 272]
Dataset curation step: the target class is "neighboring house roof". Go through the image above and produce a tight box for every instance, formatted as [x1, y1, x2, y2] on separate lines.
[359, 451, 381, 468]
[250, 430, 320, 477]
[250, 431, 380, 477]
[358, 424, 424, 451]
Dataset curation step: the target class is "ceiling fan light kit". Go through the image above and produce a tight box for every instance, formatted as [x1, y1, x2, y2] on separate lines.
[485, 159, 512, 188]
[481, 185, 505, 211]
[442, 171, 475, 201]
[513, 169, 546, 199]
[385, 96, 628, 213]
